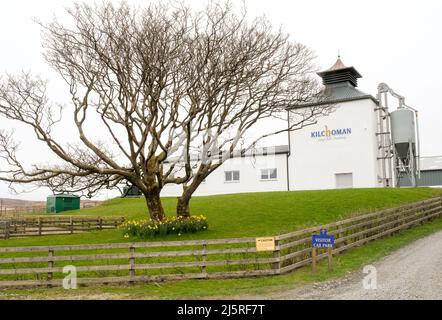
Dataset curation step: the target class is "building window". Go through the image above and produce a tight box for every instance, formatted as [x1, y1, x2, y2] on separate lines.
[225, 171, 240, 182]
[261, 168, 277, 180]
[335, 173, 353, 189]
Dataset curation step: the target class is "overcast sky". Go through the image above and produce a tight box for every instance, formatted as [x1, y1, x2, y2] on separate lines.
[0, 0, 441, 200]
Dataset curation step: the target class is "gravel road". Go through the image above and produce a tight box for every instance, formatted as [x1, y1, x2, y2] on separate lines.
[248, 230, 442, 300]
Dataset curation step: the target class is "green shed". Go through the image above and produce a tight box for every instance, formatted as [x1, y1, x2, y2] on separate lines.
[46, 194, 81, 213]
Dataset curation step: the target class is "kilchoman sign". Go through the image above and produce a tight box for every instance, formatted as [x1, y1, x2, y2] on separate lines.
[311, 126, 352, 140]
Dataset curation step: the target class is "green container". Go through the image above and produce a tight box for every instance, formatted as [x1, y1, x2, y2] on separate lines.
[46, 194, 81, 214]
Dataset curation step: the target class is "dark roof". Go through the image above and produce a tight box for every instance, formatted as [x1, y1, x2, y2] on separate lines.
[48, 194, 80, 198]
[244, 145, 289, 157]
[317, 57, 362, 87]
[420, 156, 442, 171]
[318, 56, 362, 87]
[164, 145, 289, 164]
[287, 82, 378, 109]
[287, 57, 378, 109]
[319, 57, 363, 75]
[326, 57, 347, 71]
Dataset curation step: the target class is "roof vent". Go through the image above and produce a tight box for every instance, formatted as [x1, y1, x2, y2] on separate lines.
[317, 56, 362, 87]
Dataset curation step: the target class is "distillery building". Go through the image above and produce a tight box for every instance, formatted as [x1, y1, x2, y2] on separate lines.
[162, 57, 439, 197]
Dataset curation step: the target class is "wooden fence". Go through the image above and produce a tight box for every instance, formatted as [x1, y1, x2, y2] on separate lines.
[0, 201, 101, 217]
[0, 196, 441, 288]
[0, 216, 125, 239]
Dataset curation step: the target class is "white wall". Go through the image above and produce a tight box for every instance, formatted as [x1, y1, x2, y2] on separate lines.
[288, 98, 381, 190]
[161, 153, 289, 197]
[162, 97, 382, 197]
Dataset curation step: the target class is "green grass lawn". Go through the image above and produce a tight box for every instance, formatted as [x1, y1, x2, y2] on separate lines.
[3, 211, 442, 300]
[1, 188, 441, 247]
[0, 188, 441, 300]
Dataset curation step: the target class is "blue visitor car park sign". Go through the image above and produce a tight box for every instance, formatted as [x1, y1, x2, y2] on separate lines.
[312, 229, 335, 248]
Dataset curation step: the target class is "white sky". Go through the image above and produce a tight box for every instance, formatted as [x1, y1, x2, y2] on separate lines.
[0, 0, 441, 200]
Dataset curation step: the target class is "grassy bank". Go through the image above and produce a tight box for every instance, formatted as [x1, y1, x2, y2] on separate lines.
[1, 188, 441, 247]
[2, 212, 442, 300]
[0, 188, 441, 300]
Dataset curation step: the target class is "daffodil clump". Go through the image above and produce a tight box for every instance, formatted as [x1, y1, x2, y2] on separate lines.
[119, 215, 208, 239]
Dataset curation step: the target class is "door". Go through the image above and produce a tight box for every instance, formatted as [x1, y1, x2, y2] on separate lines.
[335, 173, 353, 189]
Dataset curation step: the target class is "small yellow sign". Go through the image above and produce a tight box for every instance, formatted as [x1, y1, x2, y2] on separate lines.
[256, 237, 276, 252]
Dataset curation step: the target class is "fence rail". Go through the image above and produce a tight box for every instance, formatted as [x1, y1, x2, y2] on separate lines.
[0, 216, 125, 239]
[0, 196, 441, 288]
[0, 202, 102, 217]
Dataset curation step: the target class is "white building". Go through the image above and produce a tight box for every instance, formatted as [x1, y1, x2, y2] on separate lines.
[162, 146, 290, 197]
[399, 156, 442, 187]
[288, 57, 382, 190]
[162, 57, 436, 197]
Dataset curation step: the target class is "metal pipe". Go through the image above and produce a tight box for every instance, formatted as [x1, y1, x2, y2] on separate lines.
[409, 140, 417, 187]
[376, 91, 385, 186]
[384, 94, 393, 187]
[415, 111, 421, 179]
[381, 93, 387, 186]
[393, 140, 398, 187]
[286, 110, 291, 191]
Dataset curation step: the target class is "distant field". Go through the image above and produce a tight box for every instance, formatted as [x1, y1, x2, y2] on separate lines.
[0, 198, 45, 210]
[0, 198, 100, 214]
[0, 188, 441, 247]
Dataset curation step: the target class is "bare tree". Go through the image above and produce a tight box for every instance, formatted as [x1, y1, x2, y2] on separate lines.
[0, 1, 330, 221]
[162, 3, 332, 217]
[0, 2, 192, 221]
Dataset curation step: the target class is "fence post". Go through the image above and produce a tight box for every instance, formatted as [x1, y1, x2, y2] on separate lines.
[327, 247, 333, 272]
[38, 217, 42, 236]
[4, 221, 10, 240]
[440, 196, 442, 217]
[129, 246, 136, 283]
[47, 249, 54, 285]
[423, 203, 430, 224]
[99, 217, 103, 230]
[70, 216, 74, 234]
[201, 241, 207, 275]
[312, 247, 317, 273]
[338, 225, 344, 247]
[272, 239, 281, 272]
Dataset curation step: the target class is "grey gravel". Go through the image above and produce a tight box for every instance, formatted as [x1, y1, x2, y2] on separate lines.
[242, 230, 442, 300]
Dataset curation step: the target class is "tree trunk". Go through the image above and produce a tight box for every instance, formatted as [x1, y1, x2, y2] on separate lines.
[144, 189, 165, 221]
[176, 167, 212, 218]
[177, 195, 191, 219]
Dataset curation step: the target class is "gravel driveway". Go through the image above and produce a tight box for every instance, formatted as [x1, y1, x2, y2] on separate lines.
[249, 230, 442, 300]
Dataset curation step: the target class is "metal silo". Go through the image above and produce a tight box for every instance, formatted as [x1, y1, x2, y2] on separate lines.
[390, 109, 416, 161]
[390, 108, 419, 187]
[377, 83, 420, 188]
